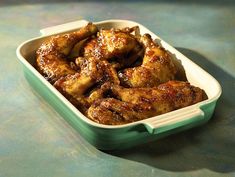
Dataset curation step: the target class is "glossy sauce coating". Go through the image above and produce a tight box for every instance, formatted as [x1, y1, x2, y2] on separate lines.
[36, 22, 207, 125]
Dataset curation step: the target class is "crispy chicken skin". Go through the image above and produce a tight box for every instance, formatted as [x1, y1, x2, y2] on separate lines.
[87, 81, 207, 125]
[119, 34, 186, 87]
[36, 23, 98, 83]
[88, 98, 151, 125]
[36, 22, 207, 125]
[54, 57, 120, 112]
[83, 27, 143, 69]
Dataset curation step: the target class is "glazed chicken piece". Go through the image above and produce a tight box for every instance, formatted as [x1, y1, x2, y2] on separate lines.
[54, 57, 120, 112]
[83, 26, 143, 69]
[36, 23, 98, 83]
[36, 22, 207, 126]
[87, 81, 207, 125]
[87, 98, 154, 125]
[118, 34, 187, 88]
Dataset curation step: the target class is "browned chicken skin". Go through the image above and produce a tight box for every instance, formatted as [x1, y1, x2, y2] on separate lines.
[119, 34, 186, 87]
[54, 57, 120, 112]
[36, 22, 207, 125]
[83, 26, 143, 69]
[87, 81, 207, 125]
[36, 23, 98, 83]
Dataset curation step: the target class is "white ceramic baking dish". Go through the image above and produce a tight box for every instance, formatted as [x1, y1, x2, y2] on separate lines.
[16, 19, 222, 150]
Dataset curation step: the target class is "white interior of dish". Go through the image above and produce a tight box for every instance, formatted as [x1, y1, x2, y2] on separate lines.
[17, 19, 222, 129]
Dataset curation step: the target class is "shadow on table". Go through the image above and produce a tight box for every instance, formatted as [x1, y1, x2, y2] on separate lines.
[106, 48, 235, 173]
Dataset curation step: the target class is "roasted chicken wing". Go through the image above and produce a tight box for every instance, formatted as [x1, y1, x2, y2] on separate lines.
[118, 34, 186, 87]
[83, 26, 143, 69]
[36, 23, 98, 83]
[54, 57, 120, 112]
[87, 81, 207, 125]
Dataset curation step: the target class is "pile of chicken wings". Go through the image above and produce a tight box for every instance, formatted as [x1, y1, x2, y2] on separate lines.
[36, 23, 207, 125]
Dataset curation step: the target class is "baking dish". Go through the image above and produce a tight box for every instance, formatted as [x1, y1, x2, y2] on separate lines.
[16, 19, 222, 150]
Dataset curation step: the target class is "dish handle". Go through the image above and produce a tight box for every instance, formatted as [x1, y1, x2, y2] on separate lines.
[40, 19, 89, 36]
[144, 108, 204, 134]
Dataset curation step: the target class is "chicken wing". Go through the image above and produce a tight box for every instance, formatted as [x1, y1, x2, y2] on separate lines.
[54, 57, 120, 112]
[118, 34, 187, 87]
[83, 26, 143, 68]
[87, 98, 154, 125]
[87, 81, 207, 125]
[36, 23, 98, 83]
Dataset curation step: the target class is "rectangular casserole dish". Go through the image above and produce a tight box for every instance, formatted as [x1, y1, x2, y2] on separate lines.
[16, 19, 222, 150]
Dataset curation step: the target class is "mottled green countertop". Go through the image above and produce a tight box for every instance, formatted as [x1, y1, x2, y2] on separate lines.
[1, 1, 235, 177]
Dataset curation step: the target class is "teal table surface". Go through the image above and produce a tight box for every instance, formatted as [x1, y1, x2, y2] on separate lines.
[1, 1, 235, 177]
